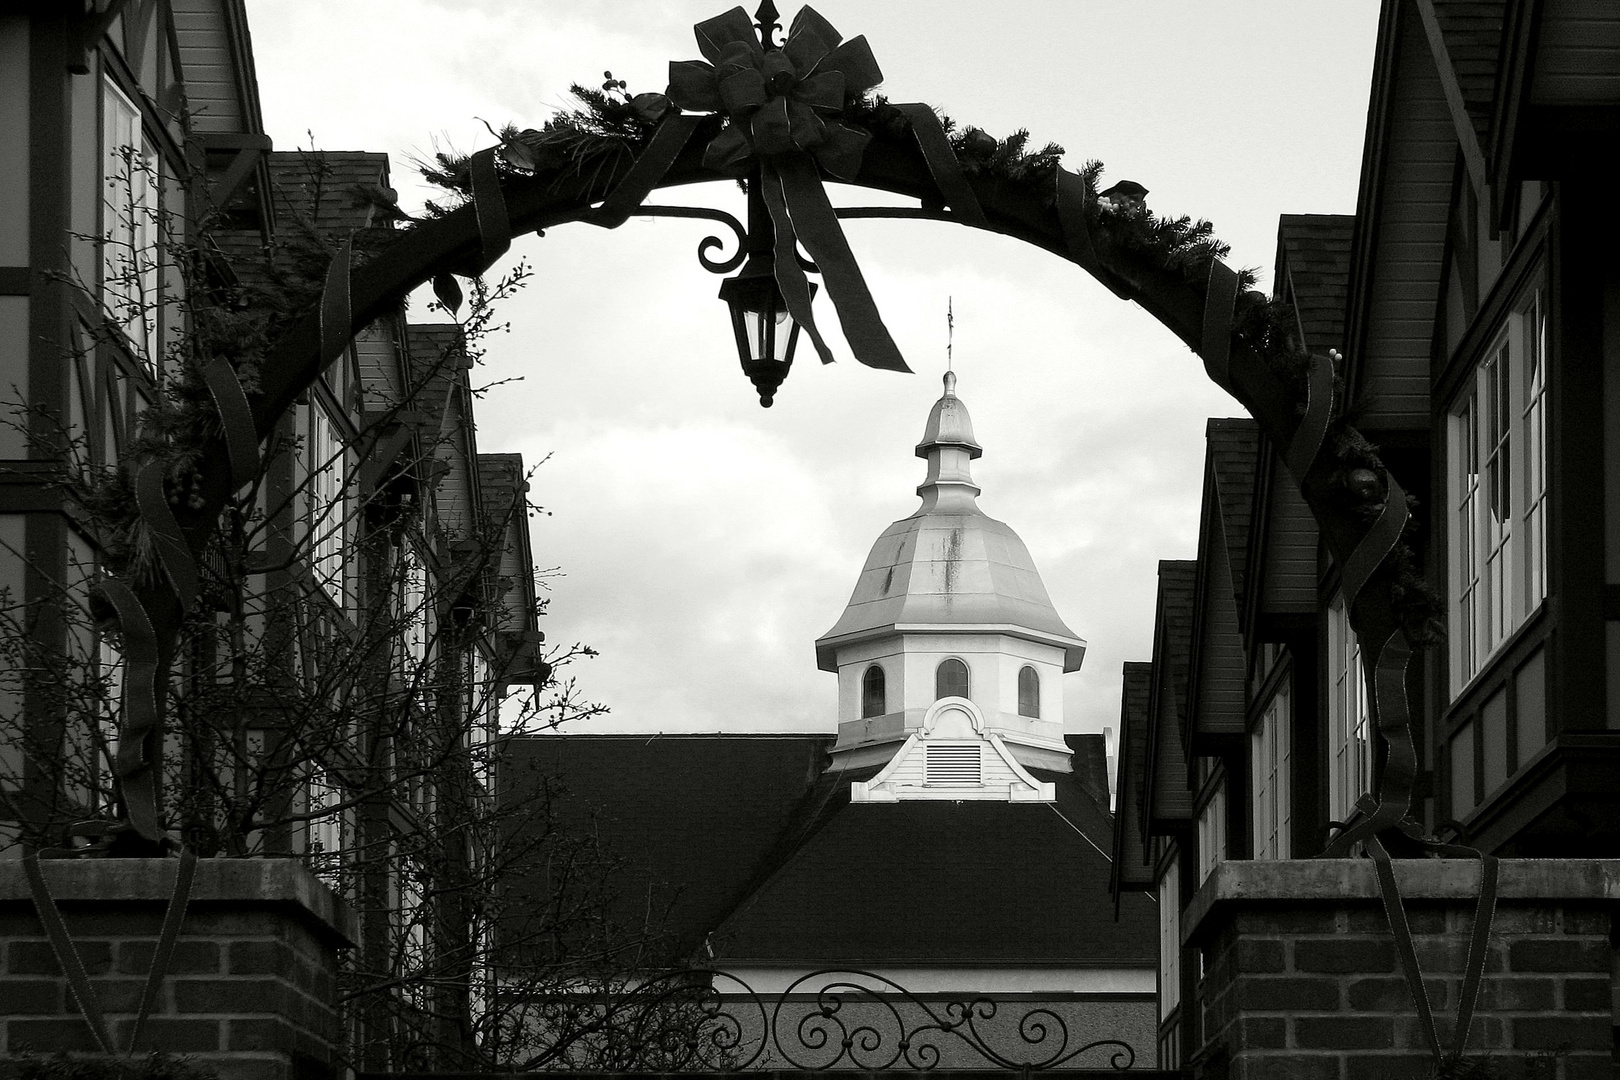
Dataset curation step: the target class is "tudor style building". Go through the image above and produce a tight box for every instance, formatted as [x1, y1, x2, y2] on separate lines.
[0, 4, 544, 1068]
[1110, 0, 1620, 1067]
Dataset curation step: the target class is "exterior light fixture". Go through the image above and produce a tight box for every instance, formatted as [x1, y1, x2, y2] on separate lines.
[719, 247, 813, 408]
[716, 2, 810, 408]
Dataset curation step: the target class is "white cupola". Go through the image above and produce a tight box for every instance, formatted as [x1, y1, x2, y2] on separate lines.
[815, 373, 1086, 802]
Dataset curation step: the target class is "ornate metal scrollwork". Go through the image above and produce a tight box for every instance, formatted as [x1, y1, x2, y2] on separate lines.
[567, 968, 1142, 1072]
[637, 205, 751, 274]
[636, 205, 821, 276]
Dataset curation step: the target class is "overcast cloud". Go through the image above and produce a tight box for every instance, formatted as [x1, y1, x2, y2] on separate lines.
[246, 1, 1378, 735]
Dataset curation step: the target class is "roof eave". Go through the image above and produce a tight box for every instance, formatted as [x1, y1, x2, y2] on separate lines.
[815, 623, 1087, 674]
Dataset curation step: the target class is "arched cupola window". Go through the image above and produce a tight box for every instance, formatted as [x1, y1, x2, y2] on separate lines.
[936, 658, 969, 700]
[1018, 666, 1041, 718]
[861, 665, 886, 718]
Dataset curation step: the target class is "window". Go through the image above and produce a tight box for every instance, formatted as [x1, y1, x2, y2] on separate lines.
[935, 658, 969, 700]
[861, 665, 886, 718]
[308, 405, 345, 604]
[925, 743, 981, 785]
[1251, 685, 1292, 859]
[1450, 287, 1548, 691]
[102, 77, 159, 363]
[1017, 665, 1040, 717]
[1196, 779, 1226, 884]
[1328, 595, 1373, 825]
[1158, 859, 1181, 1024]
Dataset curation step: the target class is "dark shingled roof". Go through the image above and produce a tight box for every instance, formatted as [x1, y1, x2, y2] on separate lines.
[501, 733, 1155, 970]
[1143, 562, 1196, 832]
[477, 453, 527, 528]
[713, 763, 1156, 966]
[1206, 419, 1260, 605]
[499, 734, 834, 961]
[1157, 561, 1197, 736]
[266, 150, 393, 233]
[1277, 214, 1354, 354]
[1109, 662, 1156, 899]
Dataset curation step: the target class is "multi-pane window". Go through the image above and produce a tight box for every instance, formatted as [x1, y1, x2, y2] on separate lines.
[1017, 665, 1040, 717]
[1251, 685, 1292, 859]
[1328, 595, 1373, 825]
[1158, 859, 1181, 1024]
[935, 658, 969, 700]
[1196, 777, 1226, 884]
[307, 405, 346, 604]
[399, 547, 429, 671]
[1450, 287, 1548, 691]
[102, 77, 158, 363]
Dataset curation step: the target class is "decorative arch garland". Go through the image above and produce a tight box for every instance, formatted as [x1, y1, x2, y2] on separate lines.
[89, 3, 1481, 1063]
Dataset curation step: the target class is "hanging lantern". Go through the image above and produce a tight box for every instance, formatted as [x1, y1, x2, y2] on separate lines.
[719, 259, 813, 407]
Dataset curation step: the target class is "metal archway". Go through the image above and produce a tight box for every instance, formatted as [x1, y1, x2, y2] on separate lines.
[107, 7, 1420, 872]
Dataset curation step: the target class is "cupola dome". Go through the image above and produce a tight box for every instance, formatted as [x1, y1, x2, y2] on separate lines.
[815, 374, 1086, 798]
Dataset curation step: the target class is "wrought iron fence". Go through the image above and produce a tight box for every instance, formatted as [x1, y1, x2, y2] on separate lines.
[395, 968, 1160, 1073]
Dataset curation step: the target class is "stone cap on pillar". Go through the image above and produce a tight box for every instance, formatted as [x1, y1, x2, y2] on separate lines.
[1183, 858, 1620, 948]
[0, 858, 357, 947]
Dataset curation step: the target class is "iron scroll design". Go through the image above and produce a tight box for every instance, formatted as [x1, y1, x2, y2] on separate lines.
[559, 968, 1141, 1072]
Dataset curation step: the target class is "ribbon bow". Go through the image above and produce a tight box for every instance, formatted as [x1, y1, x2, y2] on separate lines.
[666, 6, 909, 372]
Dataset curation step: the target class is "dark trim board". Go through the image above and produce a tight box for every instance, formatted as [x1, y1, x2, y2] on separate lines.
[361, 1073, 1183, 1080]
[1464, 734, 1620, 856]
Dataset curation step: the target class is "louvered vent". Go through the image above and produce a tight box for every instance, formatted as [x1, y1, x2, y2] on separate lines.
[926, 743, 982, 785]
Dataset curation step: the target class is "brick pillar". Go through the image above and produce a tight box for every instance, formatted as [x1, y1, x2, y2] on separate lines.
[1185, 859, 1615, 1080]
[0, 859, 354, 1079]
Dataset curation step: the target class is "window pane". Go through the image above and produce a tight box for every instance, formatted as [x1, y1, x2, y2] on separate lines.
[861, 665, 886, 718]
[935, 658, 968, 700]
[1017, 666, 1039, 717]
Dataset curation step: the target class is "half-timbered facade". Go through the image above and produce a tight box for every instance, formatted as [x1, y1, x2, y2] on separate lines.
[0, 5, 546, 1068]
[1112, 0, 1620, 1067]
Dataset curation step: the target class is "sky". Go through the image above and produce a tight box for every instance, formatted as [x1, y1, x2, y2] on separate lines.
[246, 1, 1380, 736]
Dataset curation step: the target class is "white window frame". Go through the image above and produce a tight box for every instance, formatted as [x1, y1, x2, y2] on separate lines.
[1196, 780, 1226, 884]
[1251, 684, 1292, 860]
[1448, 285, 1548, 693]
[308, 404, 346, 604]
[101, 76, 159, 364]
[1158, 859, 1181, 1024]
[1328, 594, 1373, 825]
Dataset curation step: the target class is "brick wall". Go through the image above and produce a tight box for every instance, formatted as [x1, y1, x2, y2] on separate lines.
[1184, 860, 1618, 1080]
[0, 860, 354, 1080]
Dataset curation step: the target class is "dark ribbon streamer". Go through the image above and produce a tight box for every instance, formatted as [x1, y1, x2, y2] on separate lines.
[590, 114, 705, 229]
[1199, 261, 1239, 392]
[891, 103, 987, 228]
[1055, 168, 1132, 300]
[318, 239, 353, 370]
[99, 577, 162, 842]
[759, 163, 835, 365]
[1367, 835, 1443, 1060]
[24, 853, 115, 1054]
[24, 849, 198, 1055]
[134, 461, 198, 609]
[130, 849, 197, 1051]
[1286, 353, 1334, 483]
[469, 150, 511, 274]
[772, 154, 909, 371]
[203, 360, 259, 491]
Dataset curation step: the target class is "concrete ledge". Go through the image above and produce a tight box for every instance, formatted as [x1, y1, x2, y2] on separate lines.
[1184, 859, 1620, 946]
[0, 858, 356, 946]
